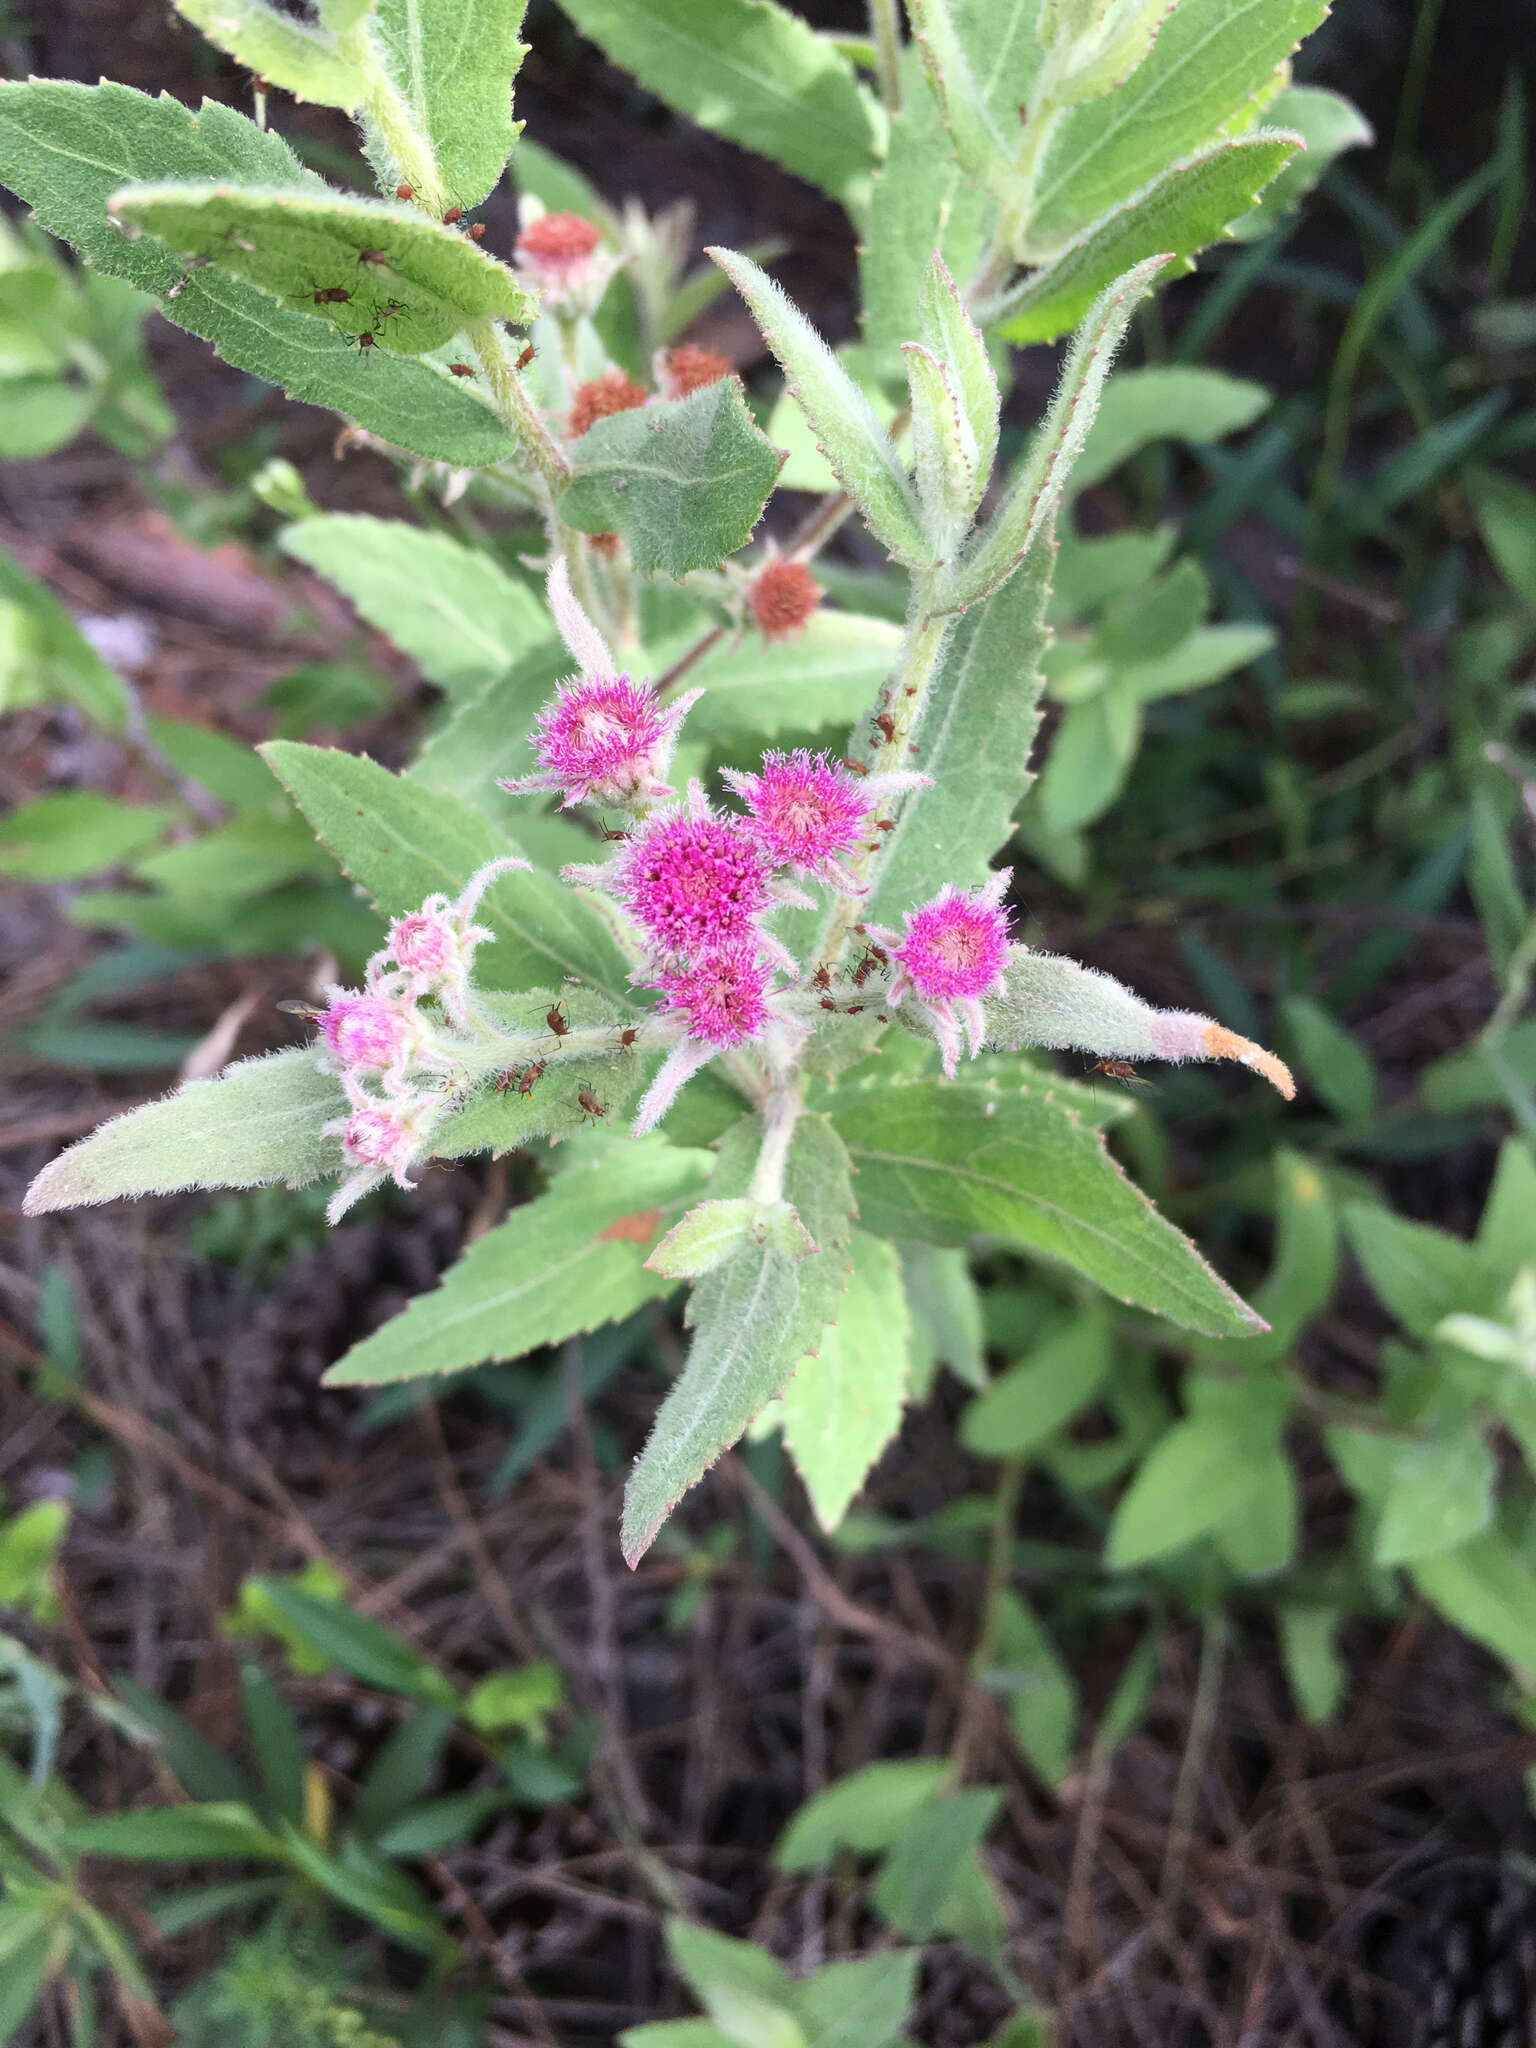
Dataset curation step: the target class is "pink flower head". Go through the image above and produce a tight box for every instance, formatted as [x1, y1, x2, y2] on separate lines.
[868, 870, 1014, 1078]
[516, 210, 601, 282]
[723, 749, 870, 889]
[610, 785, 772, 958]
[503, 672, 694, 811]
[652, 943, 773, 1048]
[320, 993, 417, 1074]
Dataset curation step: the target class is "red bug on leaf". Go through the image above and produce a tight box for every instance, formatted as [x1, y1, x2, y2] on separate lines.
[355, 247, 388, 267]
[313, 285, 351, 305]
[515, 343, 536, 370]
[447, 362, 476, 378]
[467, 221, 486, 240]
[547, 1002, 570, 1039]
[618, 1027, 638, 1049]
[872, 710, 896, 744]
[395, 183, 414, 200]
[576, 1086, 609, 1123]
[443, 206, 464, 224]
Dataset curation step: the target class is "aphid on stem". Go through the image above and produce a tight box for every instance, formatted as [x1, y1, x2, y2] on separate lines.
[576, 1086, 608, 1123]
[841, 758, 869, 776]
[515, 343, 536, 370]
[547, 1002, 570, 1039]
[447, 362, 476, 378]
[618, 1027, 638, 1049]
[497, 1061, 546, 1096]
[352, 330, 376, 356]
[443, 206, 464, 224]
[355, 247, 388, 267]
[313, 285, 351, 304]
[873, 710, 896, 744]
[467, 222, 486, 240]
[395, 182, 414, 200]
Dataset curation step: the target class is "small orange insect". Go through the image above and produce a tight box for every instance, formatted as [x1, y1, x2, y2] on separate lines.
[467, 221, 486, 240]
[547, 1002, 570, 1039]
[515, 343, 536, 370]
[443, 205, 464, 224]
[1089, 1057, 1159, 1094]
[447, 362, 476, 378]
[395, 182, 414, 200]
[576, 1086, 609, 1123]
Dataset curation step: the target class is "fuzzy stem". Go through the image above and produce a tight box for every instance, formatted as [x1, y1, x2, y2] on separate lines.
[338, 21, 451, 217]
[468, 316, 572, 492]
[749, 1080, 802, 1205]
[868, 0, 904, 111]
[812, 587, 951, 976]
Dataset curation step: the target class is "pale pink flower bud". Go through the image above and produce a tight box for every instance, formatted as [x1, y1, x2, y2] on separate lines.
[749, 559, 822, 641]
[320, 993, 416, 1073]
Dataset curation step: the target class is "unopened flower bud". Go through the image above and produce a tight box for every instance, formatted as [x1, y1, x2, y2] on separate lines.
[656, 343, 735, 399]
[568, 368, 648, 439]
[320, 993, 417, 1073]
[749, 559, 823, 641]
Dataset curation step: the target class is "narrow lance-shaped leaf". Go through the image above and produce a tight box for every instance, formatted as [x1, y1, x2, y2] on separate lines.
[108, 183, 532, 354]
[0, 82, 517, 467]
[917, 251, 999, 487]
[710, 245, 932, 569]
[904, 342, 979, 549]
[172, 0, 366, 108]
[365, 0, 531, 212]
[24, 1050, 345, 1214]
[324, 1145, 715, 1386]
[825, 1074, 1265, 1337]
[990, 133, 1301, 345]
[280, 515, 550, 700]
[782, 1230, 911, 1534]
[863, 509, 1055, 929]
[940, 255, 1171, 611]
[560, 379, 784, 579]
[907, 0, 1025, 208]
[983, 947, 1295, 1098]
[621, 1113, 856, 1566]
[552, 0, 883, 209]
[260, 740, 635, 1001]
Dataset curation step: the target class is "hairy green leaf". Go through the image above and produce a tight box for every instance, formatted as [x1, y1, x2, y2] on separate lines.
[1228, 86, 1373, 241]
[942, 255, 1170, 609]
[553, 0, 883, 207]
[711, 246, 930, 568]
[280, 515, 548, 698]
[324, 1145, 713, 1384]
[261, 740, 634, 999]
[826, 1076, 1262, 1337]
[621, 1113, 856, 1565]
[24, 1050, 345, 1213]
[366, 0, 530, 211]
[173, 0, 366, 108]
[560, 378, 784, 578]
[918, 251, 999, 487]
[859, 58, 991, 386]
[682, 610, 902, 741]
[993, 134, 1300, 344]
[0, 82, 516, 465]
[109, 181, 531, 354]
[782, 1231, 910, 1532]
[1025, 0, 1329, 253]
[984, 947, 1296, 1098]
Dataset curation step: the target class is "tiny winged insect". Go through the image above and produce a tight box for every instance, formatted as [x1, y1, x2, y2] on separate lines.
[276, 998, 324, 1021]
[1087, 1057, 1160, 1096]
[516, 343, 536, 370]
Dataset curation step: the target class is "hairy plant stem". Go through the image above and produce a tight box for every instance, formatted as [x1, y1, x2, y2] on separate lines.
[468, 316, 572, 493]
[340, 22, 451, 218]
[812, 587, 951, 976]
[867, 0, 904, 112]
[749, 1078, 803, 1205]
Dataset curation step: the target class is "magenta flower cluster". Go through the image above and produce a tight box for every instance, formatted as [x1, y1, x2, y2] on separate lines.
[866, 869, 1015, 1077]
